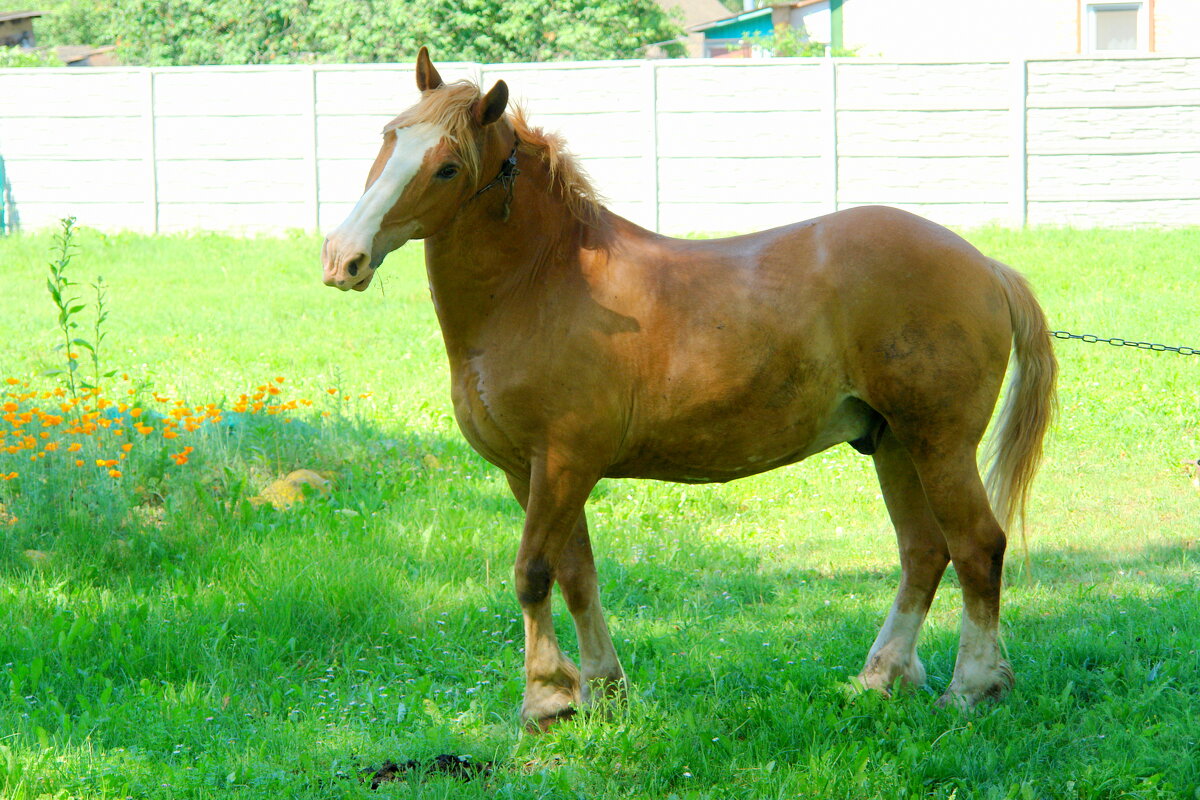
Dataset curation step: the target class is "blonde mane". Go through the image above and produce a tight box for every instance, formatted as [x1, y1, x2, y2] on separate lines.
[385, 81, 605, 228]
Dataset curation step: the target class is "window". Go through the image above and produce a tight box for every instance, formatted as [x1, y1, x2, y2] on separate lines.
[1087, 3, 1145, 52]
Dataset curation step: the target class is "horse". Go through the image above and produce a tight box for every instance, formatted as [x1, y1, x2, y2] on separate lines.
[321, 48, 1058, 730]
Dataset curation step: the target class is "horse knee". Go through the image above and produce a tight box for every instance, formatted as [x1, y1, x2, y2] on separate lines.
[952, 527, 1006, 594]
[515, 556, 553, 606]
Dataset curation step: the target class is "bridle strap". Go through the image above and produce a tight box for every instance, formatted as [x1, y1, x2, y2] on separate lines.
[471, 138, 521, 221]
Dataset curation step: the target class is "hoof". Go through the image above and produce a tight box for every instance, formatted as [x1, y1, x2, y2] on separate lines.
[582, 674, 628, 709]
[936, 659, 1014, 709]
[856, 653, 927, 696]
[520, 658, 582, 733]
[523, 705, 578, 733]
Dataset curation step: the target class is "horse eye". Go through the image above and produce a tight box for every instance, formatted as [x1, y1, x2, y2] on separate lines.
[435, 164, 459, 180]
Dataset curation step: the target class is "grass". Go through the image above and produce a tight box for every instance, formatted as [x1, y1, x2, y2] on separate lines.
[0, 224, 1198, 799]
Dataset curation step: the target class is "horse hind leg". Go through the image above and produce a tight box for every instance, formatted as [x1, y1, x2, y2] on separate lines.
[903, 442, 1013, 708]
[858, 427, 950, 695]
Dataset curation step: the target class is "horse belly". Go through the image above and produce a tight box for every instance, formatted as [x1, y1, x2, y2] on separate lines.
[608, 393, 876, 484]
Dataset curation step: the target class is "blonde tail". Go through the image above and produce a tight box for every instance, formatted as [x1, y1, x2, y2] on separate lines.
[982, 259, 1059, 535]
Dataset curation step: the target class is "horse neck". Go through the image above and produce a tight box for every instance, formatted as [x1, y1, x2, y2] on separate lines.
[423, 153, 593, 354]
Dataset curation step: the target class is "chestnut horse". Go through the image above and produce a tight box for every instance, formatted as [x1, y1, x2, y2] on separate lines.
[322, 48, 1057, 729]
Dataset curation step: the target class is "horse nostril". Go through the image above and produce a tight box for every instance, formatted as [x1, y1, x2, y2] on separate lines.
[347, 253, 371, 278]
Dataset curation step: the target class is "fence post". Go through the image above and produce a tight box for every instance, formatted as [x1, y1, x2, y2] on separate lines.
[642, 61, 659, 233]
[1009, 58, 1028, 227]
[824, 55, 839, 214]
[303, 65, 319, 232]
[143, 68, 159, 234]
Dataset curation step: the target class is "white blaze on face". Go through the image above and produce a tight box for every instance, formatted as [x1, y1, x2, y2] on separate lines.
[327, 122, 444, 257]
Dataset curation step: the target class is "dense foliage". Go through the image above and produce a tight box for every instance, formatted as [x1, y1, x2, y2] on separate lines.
[32, 0, 685, 65]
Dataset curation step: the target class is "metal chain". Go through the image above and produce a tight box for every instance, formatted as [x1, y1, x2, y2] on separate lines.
[1049, 330, 1200, 357]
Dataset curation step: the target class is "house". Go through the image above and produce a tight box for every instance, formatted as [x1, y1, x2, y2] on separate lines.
[688, 0, 1200, 59]
[651, 0, 735, 57]
[689, 1, 832, 58]
[0, 9, 42, 48]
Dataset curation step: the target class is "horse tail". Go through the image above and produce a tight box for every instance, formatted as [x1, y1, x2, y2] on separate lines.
[982, 259, 1058, 534]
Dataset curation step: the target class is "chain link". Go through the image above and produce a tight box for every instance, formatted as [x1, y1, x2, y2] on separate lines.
[1049, 330, 1199, 357]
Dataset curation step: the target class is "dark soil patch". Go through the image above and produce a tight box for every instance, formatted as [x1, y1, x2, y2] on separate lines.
[365, 754, 494, 788]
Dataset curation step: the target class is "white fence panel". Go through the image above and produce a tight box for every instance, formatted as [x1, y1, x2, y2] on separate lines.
[3, 56, 1200, 236]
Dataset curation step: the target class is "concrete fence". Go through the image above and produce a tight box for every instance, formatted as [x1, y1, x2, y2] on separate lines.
[1, 56, 1198, 235]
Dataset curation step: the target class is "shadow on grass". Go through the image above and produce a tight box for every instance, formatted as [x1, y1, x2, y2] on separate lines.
[1, 414, 1198, 797]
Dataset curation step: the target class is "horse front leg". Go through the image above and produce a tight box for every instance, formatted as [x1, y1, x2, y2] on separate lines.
[557, 511, 626, 708]
[505, 459, 602, 730]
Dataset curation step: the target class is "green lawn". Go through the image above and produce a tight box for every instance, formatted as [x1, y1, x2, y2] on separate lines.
[0, 223, 1198, 799]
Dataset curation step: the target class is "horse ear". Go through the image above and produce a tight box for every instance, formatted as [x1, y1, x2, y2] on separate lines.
[415, 46, 443, 92]
[474, 80, 508, 126]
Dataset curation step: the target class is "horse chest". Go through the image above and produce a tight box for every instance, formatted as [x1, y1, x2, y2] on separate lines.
[447, 358, 546, 473]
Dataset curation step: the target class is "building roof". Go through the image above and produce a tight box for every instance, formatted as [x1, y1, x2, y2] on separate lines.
[656, 0, 734, 31]
[0, 10, 43, 23]
[687, 0, 826, 33]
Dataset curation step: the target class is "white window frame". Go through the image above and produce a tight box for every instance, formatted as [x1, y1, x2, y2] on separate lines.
[1086, 2, 1148, 53]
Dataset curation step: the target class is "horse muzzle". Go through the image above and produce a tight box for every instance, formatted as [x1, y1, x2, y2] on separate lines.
[321, 237, 375, 292]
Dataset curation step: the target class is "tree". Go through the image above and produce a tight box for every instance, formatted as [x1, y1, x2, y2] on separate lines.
[31, 0, 684, 65]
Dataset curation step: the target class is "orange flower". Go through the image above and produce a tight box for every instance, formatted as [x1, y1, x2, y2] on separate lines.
[267, 385, 281, 396]
[107, 469, 122, 478]
[75, 459, 84, 467]
[129, 408, 143, 418]
[1, 471, 17, 480]
[68, 442, 82, 452]
[136, 424, 153, 435]
[44, 442, 59, 452]
[326, 388, 338, 395]
[112, 428, 124, 436]
[274, 376, 285, 384]
[121, 443, 133, 452]
[162, 430, 178, 440]
[5, 378, 20, 385]
[1, 402, 16, 413]
[172, 455, 188, 465]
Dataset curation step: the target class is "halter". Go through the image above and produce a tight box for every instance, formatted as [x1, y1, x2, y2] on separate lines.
[471, 139, 521, 222]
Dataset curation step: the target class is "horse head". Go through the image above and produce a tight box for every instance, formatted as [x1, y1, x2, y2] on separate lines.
[322, 47, 510, 292]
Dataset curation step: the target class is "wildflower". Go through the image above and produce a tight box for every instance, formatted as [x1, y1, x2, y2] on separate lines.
[2, 402, 18, 413]
[136, 424, 153, 435]
[75, 459, 84, 467]
[108, 469, 121, 478]
[5, 378, 20, 385]
[44, 442, 59, 452]
[121, 443, 133, 453]
[68, 442, 82, 452]
[162, 430, 178, 440]
[130, 408, 143, 418]
[274, 376, 285, 383]
[172, 455, 188, 466]
[1, 471, 17, 480]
